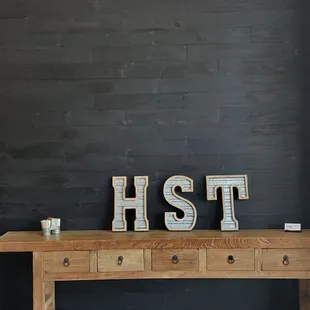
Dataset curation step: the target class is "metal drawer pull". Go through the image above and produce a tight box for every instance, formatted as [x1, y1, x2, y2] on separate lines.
[227, 255, 235, 264]
[63, 257, 70, 267]
[117, 256, 124, 266]
[283, 255, 289, 266]
[172, 255, 179, 264]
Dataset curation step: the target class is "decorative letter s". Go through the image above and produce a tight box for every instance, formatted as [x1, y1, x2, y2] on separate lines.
[164, 175, 197, 231]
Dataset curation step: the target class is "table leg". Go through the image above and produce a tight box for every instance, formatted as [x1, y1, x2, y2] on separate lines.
[33, 252, 55, 310]
[299, 280, 310, 310]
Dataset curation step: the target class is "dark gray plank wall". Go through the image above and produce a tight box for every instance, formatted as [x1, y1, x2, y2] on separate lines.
[0, 0, 302, 309]
[301, 0, 310, 227]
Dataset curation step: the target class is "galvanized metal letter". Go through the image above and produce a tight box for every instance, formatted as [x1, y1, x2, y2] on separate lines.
[164, 175, 197, 231]
[112, 176, 149, 231]
[206, 175, 249, 231]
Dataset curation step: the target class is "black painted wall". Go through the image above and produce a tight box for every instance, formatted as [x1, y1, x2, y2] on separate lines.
[301, 0, 310, 228]
[0, 0, 303, 309]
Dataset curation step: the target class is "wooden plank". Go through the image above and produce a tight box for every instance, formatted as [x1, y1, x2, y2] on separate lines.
[207, 249, 254, 271]
[199, 249, 207, 271]
[44, 281, 55, 310]
[144, 249, 152, 271]
[44, 270, 310, 281]
[262, 249, 310, 271]
[45, 295, 53, 309]
[2, 230, 310, 252]
[33, 252, 45, 310]
[90, 250, 98, 273]
[98, 250, 144, 272]
[151, 249, 199, 271]
[44, 251, 90, 273]
[255, 248, 262, 271]
[299, 280, 310, 310]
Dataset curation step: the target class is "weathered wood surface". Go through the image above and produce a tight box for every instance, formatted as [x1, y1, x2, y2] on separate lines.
[43, 251, 90, 273]
[207, 249, 254, 271]
[151, 249, 199, 271]
[43, 270, 310, 282]
[44, 281, 55, 310]
[1, 230, 310, 252]
[98, 249, 144, 272]
[33, 252, 45, 310]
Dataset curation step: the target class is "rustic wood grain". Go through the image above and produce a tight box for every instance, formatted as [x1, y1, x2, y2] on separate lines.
[255, 248, 263, 271]
[98, 249, 144, 272]
[1, 230, 310, 251]
[90, 250, 98, 273]
[144, 249, 152, 271]
[43, 251, 90, 273]
[262, 249, 310, 271]
[152, 249, 199, 271]
[44, 281, 55, 310]
[33, 252, 45, 310]
[199, 249, 207, 271]
[43, 270, 310, 281]
[207, 249, 255, 271]
[7, 230, 310, 309]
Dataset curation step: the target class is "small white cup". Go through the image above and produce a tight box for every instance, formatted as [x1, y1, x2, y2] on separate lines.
[41, 220, 51, 236]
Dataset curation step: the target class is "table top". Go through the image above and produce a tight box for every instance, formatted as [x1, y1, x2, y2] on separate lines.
[0, 230, 309, 252]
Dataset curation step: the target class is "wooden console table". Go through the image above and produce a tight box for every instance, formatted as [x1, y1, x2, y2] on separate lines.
[1, 230, 310, 310]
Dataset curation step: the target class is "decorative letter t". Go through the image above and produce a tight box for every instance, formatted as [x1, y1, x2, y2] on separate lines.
[206, 175, 249, 231]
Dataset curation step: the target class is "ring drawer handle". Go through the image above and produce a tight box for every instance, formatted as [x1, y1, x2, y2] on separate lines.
[172, 255, 179, 264]
[283, 255, 289, 266]
[227, 255, 235, 264]
[63, 257, 70, 267]
[117, 256, 124, 266]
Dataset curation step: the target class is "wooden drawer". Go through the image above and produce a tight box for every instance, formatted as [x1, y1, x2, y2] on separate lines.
[262, 249, 310, 271]
[152, 249, 199, 271]
[98, 250, 144, 272]
[207, 249, 255, 271]
[43, 251, 90, 273]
